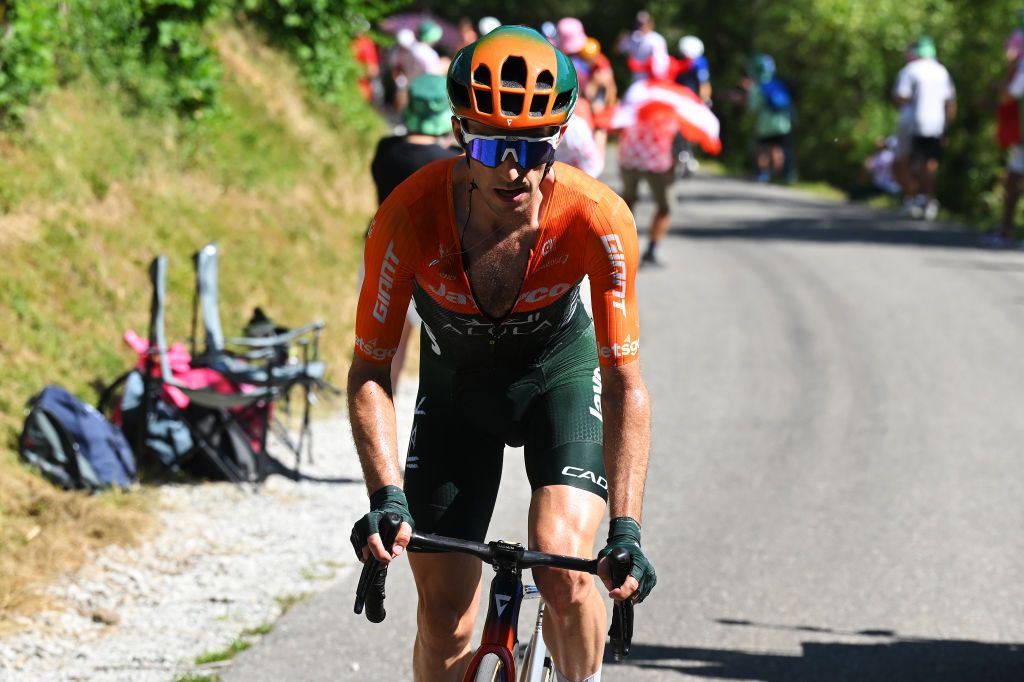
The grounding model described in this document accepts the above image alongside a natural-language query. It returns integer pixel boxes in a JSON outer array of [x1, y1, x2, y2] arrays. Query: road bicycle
[[354, 513, 634, 682]]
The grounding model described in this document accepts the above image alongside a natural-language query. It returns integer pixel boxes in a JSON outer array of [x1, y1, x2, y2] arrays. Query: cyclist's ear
[[451, 116, 466, 148]]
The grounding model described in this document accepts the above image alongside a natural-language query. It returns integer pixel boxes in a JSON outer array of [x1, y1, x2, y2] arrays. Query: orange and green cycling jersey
[[354, 156, 640, 370]]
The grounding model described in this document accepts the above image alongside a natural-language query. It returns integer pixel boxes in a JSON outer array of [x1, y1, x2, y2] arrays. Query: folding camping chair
[[189, 242, 337, 469], [144, 255, 277, 485]]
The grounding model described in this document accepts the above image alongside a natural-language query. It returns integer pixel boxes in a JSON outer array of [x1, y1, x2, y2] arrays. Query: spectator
[[744, 53, 793, 183], [864, 136, 902, 197], [369, 74, 460, 387], [617, 99, 679, 266], [992, 29, 1024, 247], [891, 42, 919, 210], [456, 17, 477, 50], [555, 98, 605, 178], [892, 36, 956, 221], [580, 37, 617, 149], [675, 36, 712, 104], [674, 35, 711, 175], [618, 10, 670, 82], [351, 23, 381, 105], [478, 16, 501, 36], [389, 22, 444, 118]]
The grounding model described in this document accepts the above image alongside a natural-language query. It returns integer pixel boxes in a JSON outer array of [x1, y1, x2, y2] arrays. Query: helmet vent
[[473, 64, 492, 87], [449, 81, 471, 111], [536, 70, 554, 90], [551, 90, 573, 115], [529, 94, 549, 117], [500, 56, 527, 89], [474, 88, 494, 114], [501, 92, 524, 117]]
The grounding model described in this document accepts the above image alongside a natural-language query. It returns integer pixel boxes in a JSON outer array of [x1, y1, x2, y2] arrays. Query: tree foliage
[[424, 0, 1024, 219], [0, 0, 409, 126]]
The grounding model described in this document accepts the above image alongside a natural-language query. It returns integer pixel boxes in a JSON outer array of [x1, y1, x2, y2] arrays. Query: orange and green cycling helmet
[[447, 25, 578, 131]]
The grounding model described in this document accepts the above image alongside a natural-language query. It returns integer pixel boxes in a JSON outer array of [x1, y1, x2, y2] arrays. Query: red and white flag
[[612, 79, 722, 155]]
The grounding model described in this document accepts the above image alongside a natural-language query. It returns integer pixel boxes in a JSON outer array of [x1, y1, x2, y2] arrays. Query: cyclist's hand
[[597, 517, 656, 604], [349, 485, 414, 564]]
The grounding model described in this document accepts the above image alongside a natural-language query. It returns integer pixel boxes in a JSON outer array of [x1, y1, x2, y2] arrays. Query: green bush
[[238, 0, 407, 128], [0, 0, 61, 125]]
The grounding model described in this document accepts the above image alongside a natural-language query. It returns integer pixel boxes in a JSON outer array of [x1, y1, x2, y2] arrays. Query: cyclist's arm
[[348, 357, 404, 497], [583, 194, 649, 522], [600, 362, 650, 522], [349, 196, 418, 560]]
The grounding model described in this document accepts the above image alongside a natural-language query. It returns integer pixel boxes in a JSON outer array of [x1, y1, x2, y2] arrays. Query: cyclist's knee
[[416, 597, 475, 649], [533, 566, 594, 616]]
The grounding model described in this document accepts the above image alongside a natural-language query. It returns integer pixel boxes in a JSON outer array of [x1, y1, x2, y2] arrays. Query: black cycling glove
[[598, 516, 657, 603], [350, 485, 414, 561]]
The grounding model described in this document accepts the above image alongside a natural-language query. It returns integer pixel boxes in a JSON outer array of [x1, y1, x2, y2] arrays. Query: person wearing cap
[[743, 53, 794, 183], [892, 36, 956, 221], [369, 74, 460, 387], [350, 26, 655, 682]]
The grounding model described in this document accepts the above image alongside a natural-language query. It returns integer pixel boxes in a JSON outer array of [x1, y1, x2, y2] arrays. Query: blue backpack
[[19, 385, 136, 491], [761, 78, 792, 112]]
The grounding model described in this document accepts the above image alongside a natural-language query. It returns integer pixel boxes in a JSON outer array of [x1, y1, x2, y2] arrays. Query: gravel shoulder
[[0, 383, 417, 682]]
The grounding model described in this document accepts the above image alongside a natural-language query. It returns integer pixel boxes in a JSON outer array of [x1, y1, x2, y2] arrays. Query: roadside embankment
[[0, 24, 381, 629]]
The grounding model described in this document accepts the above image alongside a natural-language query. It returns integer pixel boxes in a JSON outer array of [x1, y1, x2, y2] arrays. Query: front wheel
[[471, 653, 509, 682]]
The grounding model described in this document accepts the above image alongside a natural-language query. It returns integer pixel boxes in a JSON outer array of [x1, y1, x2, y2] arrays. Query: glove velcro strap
[[607, 516, 642, 546], [369, 484, 406, 510]]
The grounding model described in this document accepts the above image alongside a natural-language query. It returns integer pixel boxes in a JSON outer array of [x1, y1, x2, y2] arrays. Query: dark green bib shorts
[[404, 284, 608, 542]]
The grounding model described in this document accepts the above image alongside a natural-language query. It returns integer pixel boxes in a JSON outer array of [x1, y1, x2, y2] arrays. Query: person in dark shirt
[[368, 74, 459, 388], [371, 74, 460, 203]]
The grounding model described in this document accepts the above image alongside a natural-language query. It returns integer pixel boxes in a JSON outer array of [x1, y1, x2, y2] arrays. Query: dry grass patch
[[0, 453, 153, 634], [0, 24, 381, 628]]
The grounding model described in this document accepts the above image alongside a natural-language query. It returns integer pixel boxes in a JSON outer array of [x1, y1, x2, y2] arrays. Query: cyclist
[[349, 25, 656, 682]]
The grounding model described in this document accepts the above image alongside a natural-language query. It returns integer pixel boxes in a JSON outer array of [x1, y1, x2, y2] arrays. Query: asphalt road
[[225, 169, 1024, 681]]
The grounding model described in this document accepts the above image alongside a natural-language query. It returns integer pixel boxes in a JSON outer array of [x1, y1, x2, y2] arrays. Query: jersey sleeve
[[353, 197, 418, 364], [583, 193, 641, 366]]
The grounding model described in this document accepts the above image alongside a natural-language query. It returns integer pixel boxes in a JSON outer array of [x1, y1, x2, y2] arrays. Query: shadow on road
[[670, 216, 985, 250], [607, 619, 1024, 681]]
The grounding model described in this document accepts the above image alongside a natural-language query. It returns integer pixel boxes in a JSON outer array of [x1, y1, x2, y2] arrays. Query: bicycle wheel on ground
[[472, 653, 510, 682]]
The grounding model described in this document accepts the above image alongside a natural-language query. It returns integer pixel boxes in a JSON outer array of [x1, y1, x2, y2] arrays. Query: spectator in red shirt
[[351, 30, 380, 105]]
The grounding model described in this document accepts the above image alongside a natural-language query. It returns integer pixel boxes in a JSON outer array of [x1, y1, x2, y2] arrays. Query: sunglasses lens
[[465, 137, 556, 168]]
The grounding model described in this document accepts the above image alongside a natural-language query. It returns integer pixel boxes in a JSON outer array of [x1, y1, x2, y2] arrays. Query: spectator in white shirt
[[892, 36, 956, 220]]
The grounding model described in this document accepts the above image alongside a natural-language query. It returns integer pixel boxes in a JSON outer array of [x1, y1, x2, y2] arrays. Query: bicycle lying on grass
[[354, 514, 634, 682]]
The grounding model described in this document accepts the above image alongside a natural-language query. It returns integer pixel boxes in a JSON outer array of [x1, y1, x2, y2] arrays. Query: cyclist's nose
[[496, 155, 523, 180]]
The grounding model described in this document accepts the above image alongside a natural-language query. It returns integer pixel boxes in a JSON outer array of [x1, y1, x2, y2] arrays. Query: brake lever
[[353, 513, 403, 623], [607, 546, 634, 661]]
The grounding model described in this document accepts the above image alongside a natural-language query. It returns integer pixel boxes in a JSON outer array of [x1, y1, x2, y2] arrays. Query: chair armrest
[[226, 321, 325, 349]]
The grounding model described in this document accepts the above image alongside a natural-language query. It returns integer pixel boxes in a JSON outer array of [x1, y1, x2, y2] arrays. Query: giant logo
[[600, 234, 628, 317], [372, 240, 401, 324]]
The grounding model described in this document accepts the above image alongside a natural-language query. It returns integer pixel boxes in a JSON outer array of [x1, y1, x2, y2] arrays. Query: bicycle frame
[[462, 562, 524, 680]]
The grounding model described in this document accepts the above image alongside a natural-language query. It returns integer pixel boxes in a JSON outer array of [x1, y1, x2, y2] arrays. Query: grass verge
[[0, 22, 381, 630]]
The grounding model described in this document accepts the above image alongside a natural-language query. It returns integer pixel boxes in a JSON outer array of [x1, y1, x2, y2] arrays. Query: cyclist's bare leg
[[529, 485, 606, 680], [409, 552, 482, 682]]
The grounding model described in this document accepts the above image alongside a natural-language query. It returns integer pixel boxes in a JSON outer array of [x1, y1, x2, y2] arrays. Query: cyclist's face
[[455, 118, 561, 216]]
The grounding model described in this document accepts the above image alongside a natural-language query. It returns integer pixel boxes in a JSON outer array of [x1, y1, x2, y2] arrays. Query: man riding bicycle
[[349, 26, 656, 682]]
